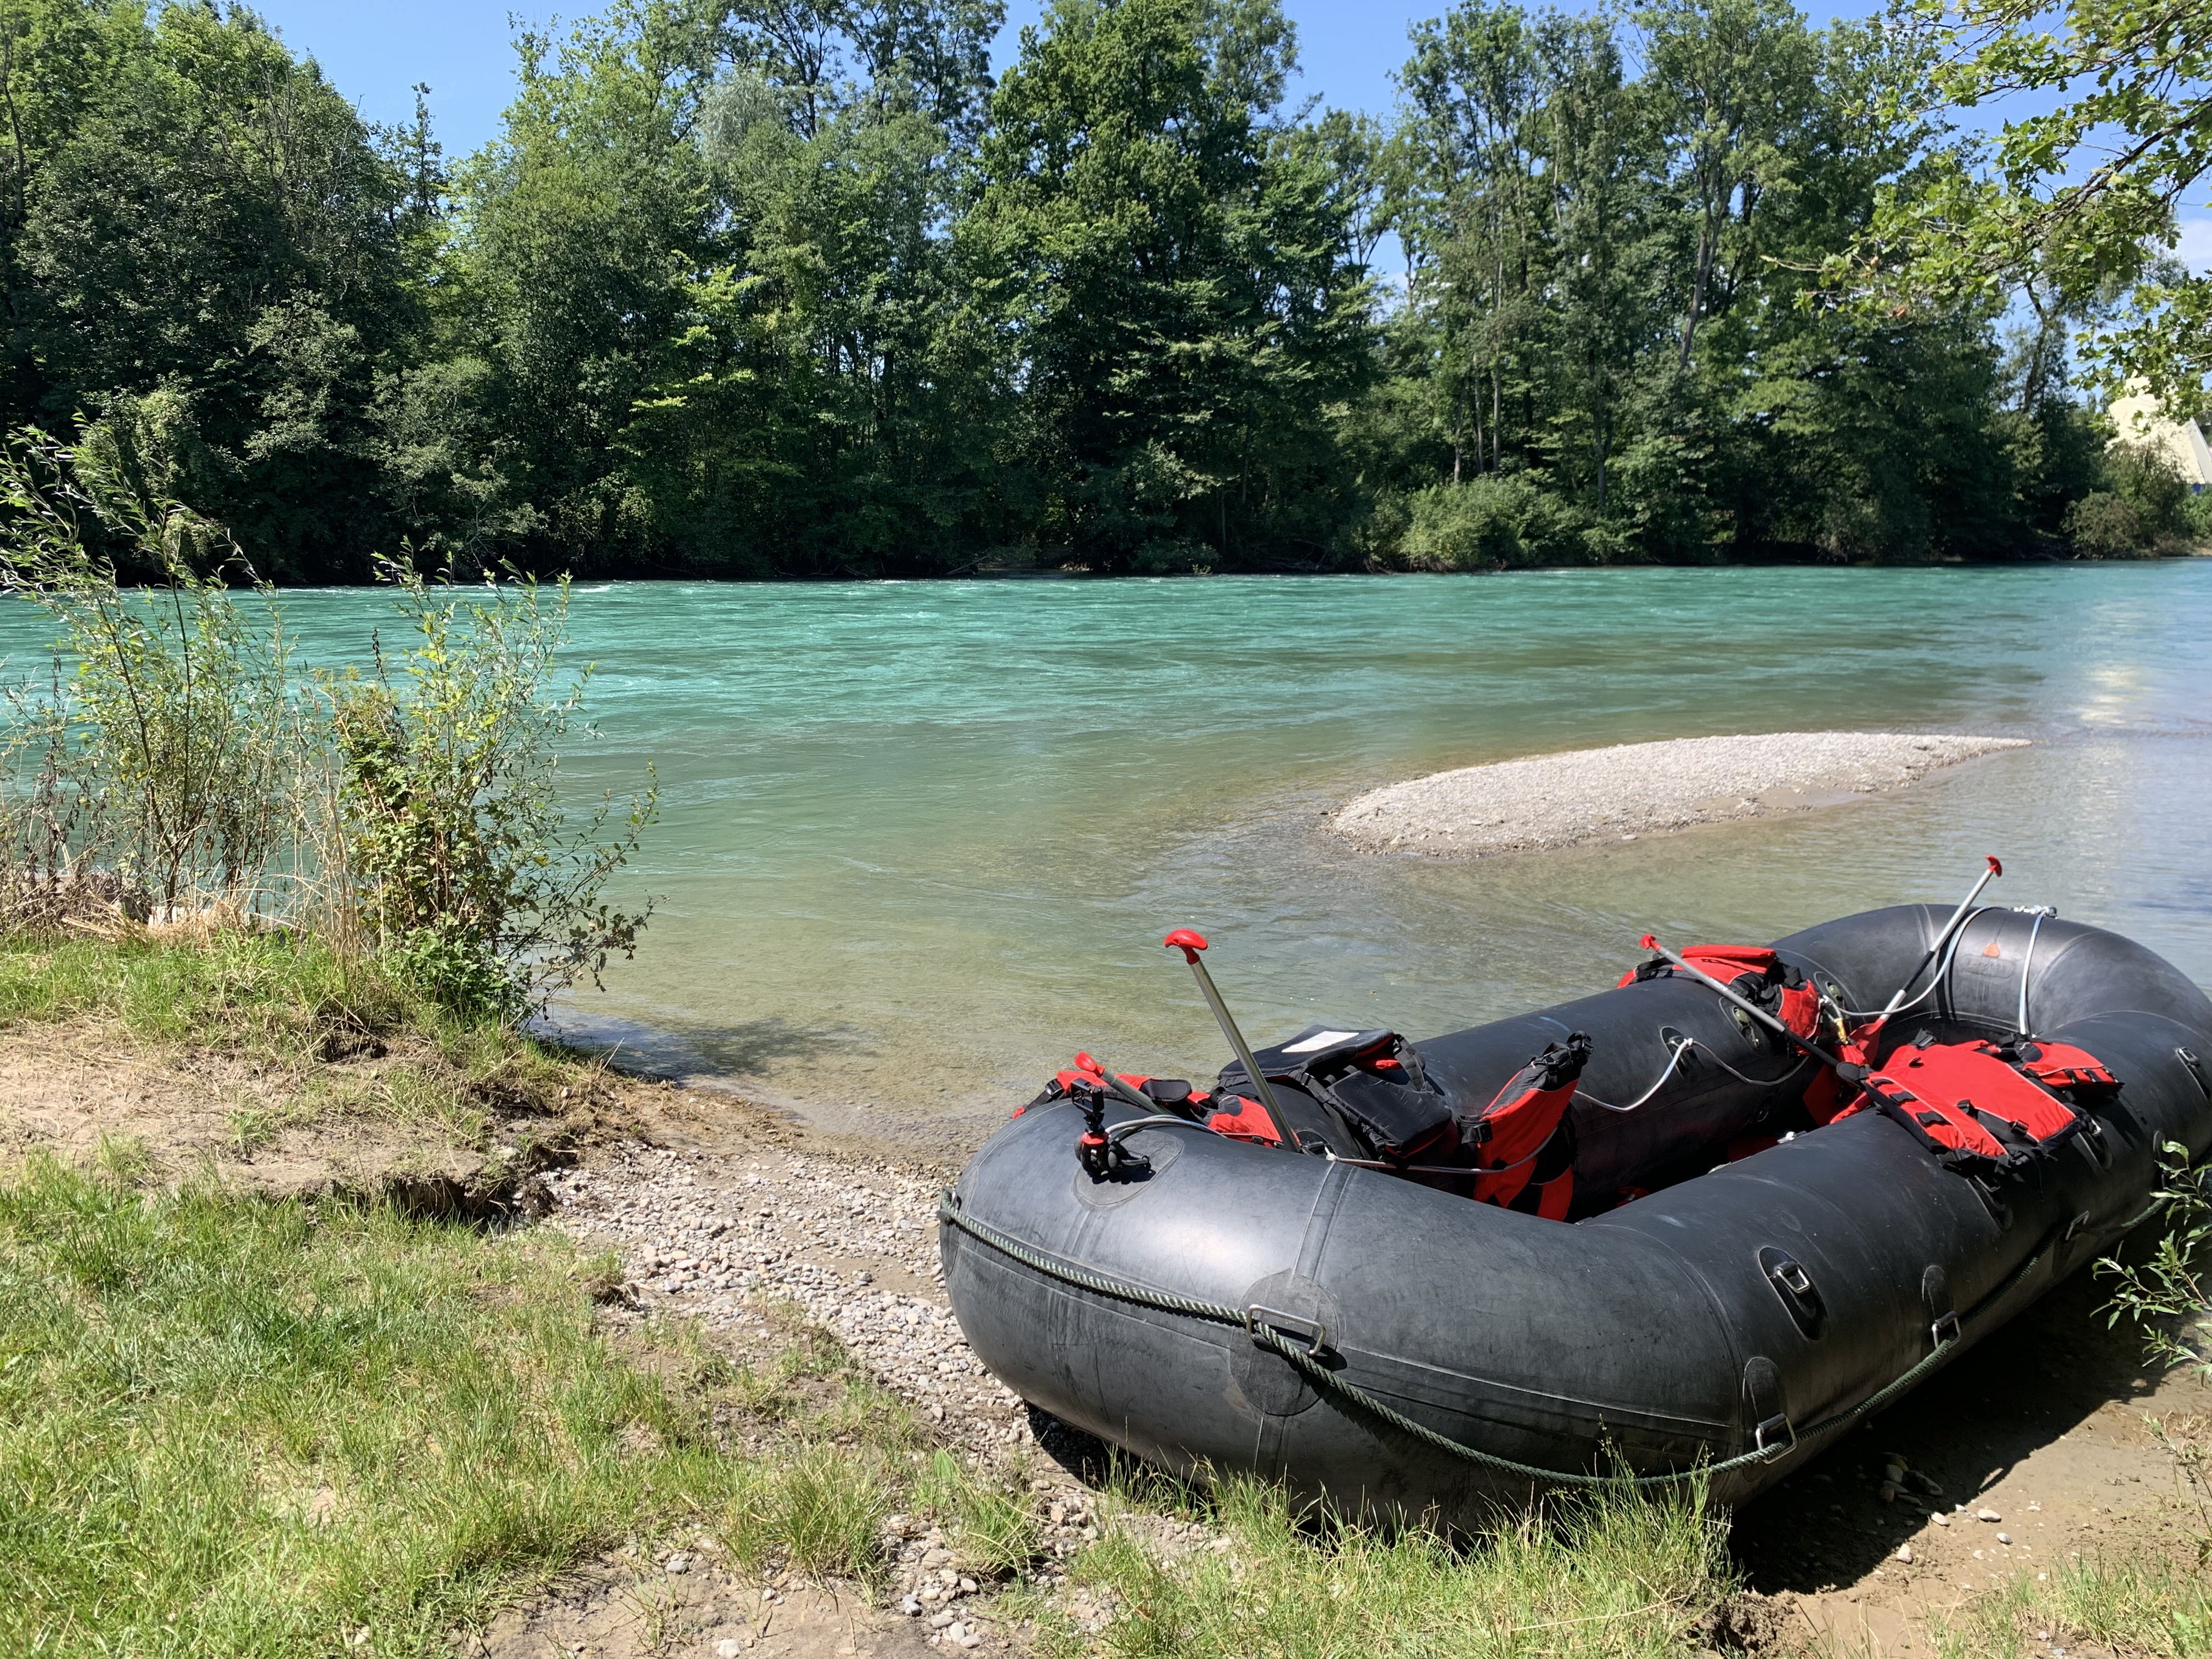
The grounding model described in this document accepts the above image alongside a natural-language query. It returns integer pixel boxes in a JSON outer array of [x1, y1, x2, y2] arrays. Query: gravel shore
[[1331, 731, 2028, 857], [545, 1142, 1143, 1652]]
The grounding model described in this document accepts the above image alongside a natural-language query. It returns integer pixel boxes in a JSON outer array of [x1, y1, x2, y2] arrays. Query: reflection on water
[[9, 564, 2208, 1141]]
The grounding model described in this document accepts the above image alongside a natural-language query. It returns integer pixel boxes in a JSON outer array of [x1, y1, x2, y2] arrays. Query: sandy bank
[[1332, 731, 2029, 856]]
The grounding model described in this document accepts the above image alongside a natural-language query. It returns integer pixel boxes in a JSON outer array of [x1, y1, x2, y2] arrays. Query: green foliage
[[0, 428, 298, 911], [0, 0, 2149, 568], [2102, 1142, 2211, 1387], [0, 436, 656, 1015], [1858, 0, 2211, 405], [0, 1157, 917, 1657], [1398, 474, 1594, 568], [0, 0, 424, 578], [964, 0, 1376, 566], [328, 558, 656, 1016]]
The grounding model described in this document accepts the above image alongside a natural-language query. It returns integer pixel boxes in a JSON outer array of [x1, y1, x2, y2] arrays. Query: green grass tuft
[[0, 1158, 903, 1656], [1027, 1467, 1734, 1659], [1940, 1559, 2212, 1659]]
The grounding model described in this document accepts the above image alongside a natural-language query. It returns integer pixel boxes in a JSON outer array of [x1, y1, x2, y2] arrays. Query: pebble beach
[[1330, 731, 2030, 856]]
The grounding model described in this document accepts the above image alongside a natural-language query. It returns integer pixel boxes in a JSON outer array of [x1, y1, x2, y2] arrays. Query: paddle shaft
[[1182, 953, 1285, 1119], [1641, 936, 1851, 1073], [1866, 855, 2003, 1037]]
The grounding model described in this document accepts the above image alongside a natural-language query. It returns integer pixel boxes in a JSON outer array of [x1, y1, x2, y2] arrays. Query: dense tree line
[[0, 0, 2194, 578]]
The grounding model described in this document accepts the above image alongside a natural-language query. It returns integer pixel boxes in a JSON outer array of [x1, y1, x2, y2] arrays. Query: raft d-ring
[[1245, 1305, 1329, 1357], [2063, 1211, 2092, 1243], [1930, 1311, 1961, 1346], [1754, 1414, 1797, 1457]]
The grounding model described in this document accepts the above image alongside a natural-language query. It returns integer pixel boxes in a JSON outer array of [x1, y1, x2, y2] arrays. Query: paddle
[[1860, 855, 2005, 1042], [1163, 929, 1289, 1127]]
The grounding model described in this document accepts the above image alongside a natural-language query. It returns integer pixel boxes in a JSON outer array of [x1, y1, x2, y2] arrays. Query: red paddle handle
[[1163, 928, 1209, 964]]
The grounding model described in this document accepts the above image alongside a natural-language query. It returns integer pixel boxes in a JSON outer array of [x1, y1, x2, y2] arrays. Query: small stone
[[1996, 1532, 2013, 1544], [716, 1643, 743, 1658], [1895, 1544, 1912, 1564], [1879, 1481, 1898, 1503], [666, 1553, 691, 1574], [900, 1595, 923, 1616], [958, 1576, 977, 1594], [1931, 1511, 1949, 1526], [1883, 1461, 1907, 1484], [1977, 1508, 2001, 1522], [929, 1611, 955, 1629]]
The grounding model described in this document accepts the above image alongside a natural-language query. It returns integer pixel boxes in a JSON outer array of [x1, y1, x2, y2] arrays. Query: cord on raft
[[1576, 1036, 1810, 1113], [2016, 906, 2056, 1034], [1843, 906, 1995, 1020]]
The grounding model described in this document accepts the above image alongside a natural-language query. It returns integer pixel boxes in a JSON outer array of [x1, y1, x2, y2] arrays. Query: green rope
[[936, 1188, 2162, 1488]]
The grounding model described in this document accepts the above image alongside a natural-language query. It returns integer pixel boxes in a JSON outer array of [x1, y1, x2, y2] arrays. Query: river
[[18, 564, 2212, 1142]]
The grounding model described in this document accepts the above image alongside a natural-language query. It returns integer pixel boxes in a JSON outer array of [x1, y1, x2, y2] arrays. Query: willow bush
[[328, 557, 654, 1015], [0, 428, 298, 919], [0, 428, 654, 1017]]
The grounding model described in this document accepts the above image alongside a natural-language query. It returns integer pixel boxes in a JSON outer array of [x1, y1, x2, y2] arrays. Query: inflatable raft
[[940, 900, 2212, 1516]]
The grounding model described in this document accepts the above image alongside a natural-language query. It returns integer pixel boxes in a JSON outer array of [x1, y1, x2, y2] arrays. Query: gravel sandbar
[[1332, 731, 2028, 857]]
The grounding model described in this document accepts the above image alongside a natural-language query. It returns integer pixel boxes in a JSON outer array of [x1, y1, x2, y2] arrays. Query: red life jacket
[[1462, 1033, 1589, 1220], [1863, 1037, 2095, 1169], [1619, 944, 1821, 1040], [1205, 1095, 1283, 1146]]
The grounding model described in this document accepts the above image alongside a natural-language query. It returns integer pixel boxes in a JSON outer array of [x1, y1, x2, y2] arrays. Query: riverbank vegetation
[[0, 430, 652, 1018], [0, 0, 2202, 580], [0, 1151, 1759, 1658]]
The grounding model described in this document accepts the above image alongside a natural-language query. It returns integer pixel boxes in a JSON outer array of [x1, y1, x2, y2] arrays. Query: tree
[[1860, 0, 2211, 401], [964, 0, 1375, 567], [0, 0, 420, 578]]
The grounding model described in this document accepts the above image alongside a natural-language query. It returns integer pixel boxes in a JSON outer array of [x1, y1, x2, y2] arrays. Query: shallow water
[[10, 565, 2210, 1139]]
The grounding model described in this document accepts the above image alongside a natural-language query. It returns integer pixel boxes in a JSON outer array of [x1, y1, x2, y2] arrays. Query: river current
[[15, 565, 2212, 1141]]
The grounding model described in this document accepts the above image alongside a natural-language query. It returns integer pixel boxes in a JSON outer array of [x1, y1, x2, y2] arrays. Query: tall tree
[[964, 0, 1375, 566]]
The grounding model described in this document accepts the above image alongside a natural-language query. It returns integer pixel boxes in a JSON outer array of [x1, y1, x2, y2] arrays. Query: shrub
[[326, 557, 655, 1017], [0, 428, 301, 915], [1398, 475, 1593, 569], [2064, 490, 2151, 558], [2070, 441, 2198, 557], [0, 425, 657, 1019]]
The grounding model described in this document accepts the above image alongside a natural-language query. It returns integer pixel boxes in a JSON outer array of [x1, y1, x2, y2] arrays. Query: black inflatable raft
[[940, 904, 2212, 1516]]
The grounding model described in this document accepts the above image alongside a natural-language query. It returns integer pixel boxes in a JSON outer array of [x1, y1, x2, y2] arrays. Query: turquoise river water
[[15, 565, 2212, 1143]]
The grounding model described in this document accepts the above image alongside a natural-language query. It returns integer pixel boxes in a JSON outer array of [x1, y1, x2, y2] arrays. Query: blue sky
[[252, 0, 2209, 268], [245, 0, 1881, 153]]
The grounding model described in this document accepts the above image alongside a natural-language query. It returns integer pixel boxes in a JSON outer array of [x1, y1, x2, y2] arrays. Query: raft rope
[[1844, 908, 1995, 1021], [938, 1190, 2163, 1489], [2016, 906, 2057, 1035], [1577, 1036, 1812, 1114]]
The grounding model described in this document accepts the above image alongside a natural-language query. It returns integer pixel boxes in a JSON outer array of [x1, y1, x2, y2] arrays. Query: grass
[[0, 928, 405, 1053], [0, 1145, 1752, 1659], [0, 1156, 922, 1657], [1011, 1465, 1736, 1659], [1938, 1559, 2212, 1659], [0, 929, 601, 1153]]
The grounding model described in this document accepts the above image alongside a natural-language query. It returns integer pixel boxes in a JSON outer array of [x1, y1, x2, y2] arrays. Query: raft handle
[[1245, 1305, 1329, 1358], [2062, 1211, 2091, 1243], [1753, 1414, 1796, 1456], [2178, 1048, 2210, 1100]]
